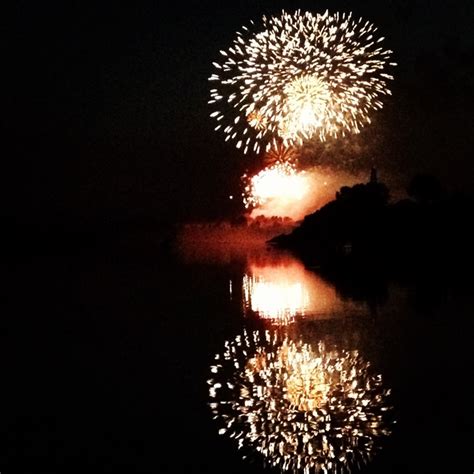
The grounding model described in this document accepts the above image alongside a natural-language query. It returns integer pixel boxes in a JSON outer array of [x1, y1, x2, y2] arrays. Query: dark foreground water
[[4, 232, 473, 473]]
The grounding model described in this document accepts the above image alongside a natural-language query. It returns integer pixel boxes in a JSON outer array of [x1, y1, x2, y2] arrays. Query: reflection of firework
[[209, 10, 395, 153], [209, 330, 394, 473], [243, 162, 310, 211]]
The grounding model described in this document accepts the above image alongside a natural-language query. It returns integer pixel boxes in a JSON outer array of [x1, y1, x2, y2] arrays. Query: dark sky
[[3, 0, 474, 226]]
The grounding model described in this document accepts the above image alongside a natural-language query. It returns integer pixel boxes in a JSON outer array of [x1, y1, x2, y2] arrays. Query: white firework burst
[[209, 10, 396, 154]]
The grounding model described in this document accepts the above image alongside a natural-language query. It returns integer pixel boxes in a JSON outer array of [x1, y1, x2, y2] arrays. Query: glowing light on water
[[209, 330, 394, 473], [241, 257, 365, 324], [242, 272, 310, 323], [242, 260, 312, 323]]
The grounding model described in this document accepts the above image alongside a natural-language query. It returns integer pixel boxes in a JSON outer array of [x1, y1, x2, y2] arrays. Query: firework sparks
[[209, 10, 395, 153], [279, 75, 331, 143], [263, 143, 298, 165], [209, 329, 394, 473]]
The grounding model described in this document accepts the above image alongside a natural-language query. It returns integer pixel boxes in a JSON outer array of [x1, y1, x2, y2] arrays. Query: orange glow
[[175, 222, 295, 264], [246, 165, 365, 221], [243, 162, 310, 219]]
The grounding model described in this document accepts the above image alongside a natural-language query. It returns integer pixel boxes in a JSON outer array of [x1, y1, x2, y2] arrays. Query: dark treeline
[[270, 169, 474, 273]]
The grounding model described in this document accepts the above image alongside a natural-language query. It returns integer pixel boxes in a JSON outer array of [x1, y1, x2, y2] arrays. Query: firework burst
[[263, 143, 298, 165], [209, 10, 395, 153], [209, 329, 394, 473]]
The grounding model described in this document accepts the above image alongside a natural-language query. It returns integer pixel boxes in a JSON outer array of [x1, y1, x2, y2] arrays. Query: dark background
[[2, 2, 474, 473], [3, 0, 474, 230]]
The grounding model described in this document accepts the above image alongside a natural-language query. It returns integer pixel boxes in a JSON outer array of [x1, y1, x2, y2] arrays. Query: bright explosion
[[209, 10, 395, 153], [241, 162, 367, 221], [243, 162, 310, 212]]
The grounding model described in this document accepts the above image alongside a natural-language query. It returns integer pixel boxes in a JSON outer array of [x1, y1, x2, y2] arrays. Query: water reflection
[[175, 223, 388, 320], [209, 329, 394, 473], [240, 255, 365, 324], [242, 262, 310, 323]]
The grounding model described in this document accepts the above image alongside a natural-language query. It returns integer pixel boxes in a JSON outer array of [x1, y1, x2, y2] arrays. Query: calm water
[[4, 234, 472, 473]]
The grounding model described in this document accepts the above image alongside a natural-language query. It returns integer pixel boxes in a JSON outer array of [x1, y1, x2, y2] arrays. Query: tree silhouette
[[407, 173, 443, 204]]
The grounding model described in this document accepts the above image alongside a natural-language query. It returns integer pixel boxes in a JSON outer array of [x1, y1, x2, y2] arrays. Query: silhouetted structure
[[370, 166, 378, 184]]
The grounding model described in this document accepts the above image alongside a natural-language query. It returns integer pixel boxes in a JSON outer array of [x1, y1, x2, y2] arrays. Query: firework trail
[[209, 10, 395, 154]]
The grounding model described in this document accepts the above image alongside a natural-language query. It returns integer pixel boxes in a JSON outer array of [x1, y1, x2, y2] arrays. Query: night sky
[[4, 0, 474, 228]]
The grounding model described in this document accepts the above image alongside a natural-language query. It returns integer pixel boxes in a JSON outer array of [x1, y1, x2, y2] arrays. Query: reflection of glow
[[243, 272, 309, 323], [209, 330, 394, 473], [242, 257, 363, 324]]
